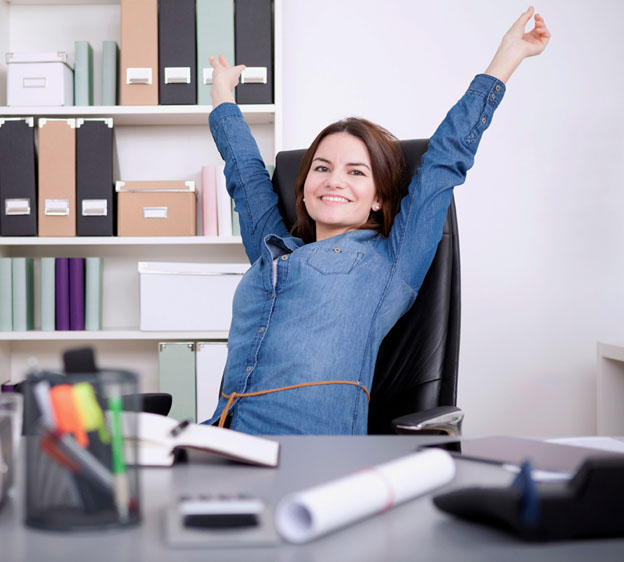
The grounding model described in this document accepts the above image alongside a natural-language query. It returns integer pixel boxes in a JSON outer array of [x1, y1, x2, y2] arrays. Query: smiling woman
[[201, 7, 551, 435], [294, 120, 406, 243]]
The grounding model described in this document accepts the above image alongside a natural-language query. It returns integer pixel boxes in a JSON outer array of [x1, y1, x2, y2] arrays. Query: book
[[11, 257, 34, 331], [201, 165, 218, 236], [85, 257, 103, 331], [0, 258, 12, 331], [159, 342, 196, 422], [69, 257, 85, 331], [74, 40, 94, 106], [55, 258, 70, 330], [121, 411, 280, 468], [101, 40, 119, 106], [196, 0, 235, 106], [216, 164, 232, 236], [40, 257, 56, 331]]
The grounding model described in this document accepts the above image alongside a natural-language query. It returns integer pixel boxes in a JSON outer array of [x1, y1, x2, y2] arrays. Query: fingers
[[533, 13, 551, 42], [515, 5, 535, 29]]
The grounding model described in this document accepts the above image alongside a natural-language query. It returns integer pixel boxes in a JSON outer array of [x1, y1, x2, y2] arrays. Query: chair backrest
[[272, 140, 461, 434]]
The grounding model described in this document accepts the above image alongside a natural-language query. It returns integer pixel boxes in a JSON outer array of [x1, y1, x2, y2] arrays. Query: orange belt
[[218, 380, 371, 428]]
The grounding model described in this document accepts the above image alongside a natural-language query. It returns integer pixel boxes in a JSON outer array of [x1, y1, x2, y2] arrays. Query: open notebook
[[120, 411, 280, 468]]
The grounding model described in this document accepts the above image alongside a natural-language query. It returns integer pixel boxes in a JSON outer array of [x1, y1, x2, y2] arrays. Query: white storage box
[[6, 51, 74, 106], [138, 262, 250, 331]]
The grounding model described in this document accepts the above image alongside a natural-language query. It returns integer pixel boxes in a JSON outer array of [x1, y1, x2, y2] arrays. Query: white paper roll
[[275, 448, 455, 544]]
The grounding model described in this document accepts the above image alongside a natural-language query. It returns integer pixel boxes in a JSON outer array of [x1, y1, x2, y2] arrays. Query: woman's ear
[[372, 198, 383, 212]]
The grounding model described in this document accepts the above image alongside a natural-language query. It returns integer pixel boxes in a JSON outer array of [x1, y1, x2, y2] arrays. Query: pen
[[170, 418, 192, 437], [108, 394, 130, 522]]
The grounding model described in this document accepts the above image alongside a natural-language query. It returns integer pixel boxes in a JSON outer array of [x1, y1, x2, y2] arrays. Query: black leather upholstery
[[272, 140, 461, 434]]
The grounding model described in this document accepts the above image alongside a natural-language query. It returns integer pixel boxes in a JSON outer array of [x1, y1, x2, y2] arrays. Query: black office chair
[[272, 140, 464, 435]]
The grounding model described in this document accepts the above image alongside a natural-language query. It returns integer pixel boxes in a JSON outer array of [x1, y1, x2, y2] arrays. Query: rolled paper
[[275, 448, 455, 544]]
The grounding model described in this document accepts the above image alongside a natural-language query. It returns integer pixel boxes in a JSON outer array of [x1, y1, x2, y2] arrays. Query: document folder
[[196, 342, 228, 423], [196, 0, 235, 106], [0, 258, 12, 331], [159, 342, 197, 423], [158, 0, 196, 105], [38, 119, 76, 237], [101, 41, 120, 106], [120, 0, 159, 106], [235, 0, 273, 104], [0, 118, 37, 236], [74, 41, 94, 106], [76, 118, 114, 236]]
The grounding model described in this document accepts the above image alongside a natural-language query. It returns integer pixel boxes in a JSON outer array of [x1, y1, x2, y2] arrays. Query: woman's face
[[303, 132, 381, 241]]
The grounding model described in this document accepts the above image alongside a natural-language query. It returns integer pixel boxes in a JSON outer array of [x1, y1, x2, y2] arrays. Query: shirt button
[[281, 254, 289, 261], [333, 247, 342, 253], [246, 366, 252, 372], [481, 117, 487, 124], [258, 326, 264, 333], [490, 93, 496, 100], [495, 85, 501, 91]]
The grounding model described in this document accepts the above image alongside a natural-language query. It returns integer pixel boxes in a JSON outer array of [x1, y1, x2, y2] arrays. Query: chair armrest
[[392, 406, 464, 436]]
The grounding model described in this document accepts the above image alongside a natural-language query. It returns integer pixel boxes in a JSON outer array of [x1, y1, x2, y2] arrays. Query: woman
[[204, 7, 550, 434]]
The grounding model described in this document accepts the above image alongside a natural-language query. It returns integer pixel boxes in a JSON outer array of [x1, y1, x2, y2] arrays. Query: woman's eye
[[315, 166, 329, 172], [350, 169, 364, 176]]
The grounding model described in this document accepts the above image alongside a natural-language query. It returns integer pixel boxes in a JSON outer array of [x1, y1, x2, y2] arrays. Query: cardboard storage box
[[6, 51, 74, 106], [138, 262, 249, 331], [116, 180, 196, 236]]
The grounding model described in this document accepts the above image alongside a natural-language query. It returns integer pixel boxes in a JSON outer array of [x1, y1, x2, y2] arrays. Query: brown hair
[[291, 117, 407, 243]]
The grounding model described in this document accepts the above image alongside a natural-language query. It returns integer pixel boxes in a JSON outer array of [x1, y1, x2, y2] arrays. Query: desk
[[1, 436, 622, 562], [597, 342, 624, 434]]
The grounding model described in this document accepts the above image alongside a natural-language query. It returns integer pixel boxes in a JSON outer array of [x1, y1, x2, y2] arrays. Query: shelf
[[8, 1, 119, 4], [0, 236, 242, 246], [0, 105, 275, 126], [0, 330, 228, 341]]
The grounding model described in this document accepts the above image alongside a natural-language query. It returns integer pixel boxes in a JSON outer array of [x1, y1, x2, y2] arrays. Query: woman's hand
[[209, 54, 246, 108], [485, 6, 551, 84]]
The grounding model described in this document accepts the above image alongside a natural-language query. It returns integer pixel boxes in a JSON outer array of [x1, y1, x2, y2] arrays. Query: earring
[[373, 204, 380, 211], [303, 197, 306, 202]]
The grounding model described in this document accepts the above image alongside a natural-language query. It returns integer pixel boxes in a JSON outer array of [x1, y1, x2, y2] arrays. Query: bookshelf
[[0, 0, 282, 389]]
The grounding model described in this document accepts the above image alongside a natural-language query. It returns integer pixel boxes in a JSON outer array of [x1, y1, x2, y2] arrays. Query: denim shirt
[[204, 74, 505, 434]]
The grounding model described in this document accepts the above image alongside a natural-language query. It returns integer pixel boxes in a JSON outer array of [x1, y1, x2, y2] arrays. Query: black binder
[[76, 118, 114, 236], [0, 118, 37, 236], [158, 0, 197, 105], [235, 0, 273, 104]]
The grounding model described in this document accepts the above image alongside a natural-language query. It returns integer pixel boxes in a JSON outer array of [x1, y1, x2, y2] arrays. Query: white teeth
[[321, 196, 349, 203]]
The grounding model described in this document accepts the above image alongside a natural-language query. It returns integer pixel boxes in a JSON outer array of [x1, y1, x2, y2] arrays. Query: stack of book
[[0, 257, 103, 332]]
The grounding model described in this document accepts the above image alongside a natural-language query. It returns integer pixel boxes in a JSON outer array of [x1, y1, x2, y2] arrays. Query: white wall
[[281, 0, 624, 436]]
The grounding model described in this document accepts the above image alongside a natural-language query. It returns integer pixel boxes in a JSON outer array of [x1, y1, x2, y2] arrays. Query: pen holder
[[22, 370, 142, 531]]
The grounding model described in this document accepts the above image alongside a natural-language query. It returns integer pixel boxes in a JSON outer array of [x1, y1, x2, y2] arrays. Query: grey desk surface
[[1, 435, 623, 562]]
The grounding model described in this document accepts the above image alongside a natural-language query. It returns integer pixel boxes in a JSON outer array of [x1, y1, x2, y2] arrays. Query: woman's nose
[[326, 170, 346, 189]]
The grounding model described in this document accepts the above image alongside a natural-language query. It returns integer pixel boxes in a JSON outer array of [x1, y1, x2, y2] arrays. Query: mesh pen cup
[[23, 370, 141, 531]]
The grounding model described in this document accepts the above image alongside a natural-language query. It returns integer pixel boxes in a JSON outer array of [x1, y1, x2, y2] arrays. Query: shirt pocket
[[306, 247, 364, 275]]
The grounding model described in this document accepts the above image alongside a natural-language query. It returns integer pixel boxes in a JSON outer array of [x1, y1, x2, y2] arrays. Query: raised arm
[[209, 55, 290, 263], [389, 7, 550, 290], [484, 6, 551, 83]]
